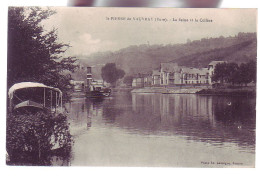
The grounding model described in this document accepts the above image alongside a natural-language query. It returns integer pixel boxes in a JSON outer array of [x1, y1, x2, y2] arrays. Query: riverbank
[[131, 86, 209, 94], [196, 88, 256, 96], [112, 87, 133, 93], [131, 86, 256, 96]]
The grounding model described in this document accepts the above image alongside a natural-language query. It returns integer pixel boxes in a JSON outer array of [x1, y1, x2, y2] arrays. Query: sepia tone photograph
[[6, 7, 257, 167]]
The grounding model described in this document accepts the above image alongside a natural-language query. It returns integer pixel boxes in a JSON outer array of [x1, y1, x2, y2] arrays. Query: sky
[[43, 7, 257, 57]]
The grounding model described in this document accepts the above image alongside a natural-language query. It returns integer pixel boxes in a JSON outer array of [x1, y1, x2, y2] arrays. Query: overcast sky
[[43, 8, 257, 56]]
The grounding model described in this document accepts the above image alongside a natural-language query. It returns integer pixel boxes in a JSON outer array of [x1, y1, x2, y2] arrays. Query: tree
[[7, 7, 77, 96], [212, 61, 256, 86], [101, 63, 125, 86], [123, 76, 134, 86], [239, 62, 254, 86], [226, 62, 239, 84], [246, 60, 256, 83], [212, 63, 228, 84]]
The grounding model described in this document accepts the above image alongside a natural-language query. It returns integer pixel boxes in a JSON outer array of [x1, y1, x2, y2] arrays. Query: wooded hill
[[77, 32, 256, 77]]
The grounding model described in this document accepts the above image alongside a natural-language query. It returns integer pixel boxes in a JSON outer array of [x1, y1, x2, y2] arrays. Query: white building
[[151, 60, 225, 86]]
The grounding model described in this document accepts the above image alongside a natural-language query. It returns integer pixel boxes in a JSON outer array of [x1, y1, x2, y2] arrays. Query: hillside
[[174, 39, 257, 67], [76, 32, 256, 78]]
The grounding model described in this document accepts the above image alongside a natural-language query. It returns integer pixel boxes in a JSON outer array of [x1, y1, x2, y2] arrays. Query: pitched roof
[[133, 73, 151, 78], [161, 62, 180, 72], [152, 70, 160, 76], [181, 67, 208, 75], [208, 61, 226, 66]]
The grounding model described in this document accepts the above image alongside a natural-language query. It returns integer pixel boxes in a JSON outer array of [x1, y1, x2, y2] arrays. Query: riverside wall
[[131, 85, 210, 94]]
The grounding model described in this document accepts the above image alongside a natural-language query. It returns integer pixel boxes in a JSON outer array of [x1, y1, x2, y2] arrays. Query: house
[[156, 61, 220, 86], [132, 73, 152, 88], [144, 75, 153, 87], [91, 79, 104, 86], [159, 63, 182, 85], [132, 77, 144, 88], [158, 62, 210, 86], [136, 60, 226, 88], [71, 80, 85, 92], [181, 67, 209, 85], [152, 70, 161, 86]]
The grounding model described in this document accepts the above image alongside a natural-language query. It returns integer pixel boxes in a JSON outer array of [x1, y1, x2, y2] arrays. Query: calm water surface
[[65, 92, 255, 167]]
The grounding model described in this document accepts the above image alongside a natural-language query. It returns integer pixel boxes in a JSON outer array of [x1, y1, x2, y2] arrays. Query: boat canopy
[[8, 82, 62, 99]]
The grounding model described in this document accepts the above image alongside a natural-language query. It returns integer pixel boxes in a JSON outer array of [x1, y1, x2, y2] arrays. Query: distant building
[[132, 78, 144, 88], [132, 73, 152, 88], [159, 64, 210, 86], [144, 75, 152, 87], [149, 60, 225, 87], [181, 67, 209, 85], [91, 79, 104, 86], [71, 80, 85, 92], [133, 60, 226, 88], [152, 70, 161, 86], [159, 63, 182, 85]]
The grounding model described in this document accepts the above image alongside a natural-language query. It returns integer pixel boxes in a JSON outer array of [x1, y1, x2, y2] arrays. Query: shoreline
[[196, 88, 256, 96], [130, 86, 256, 96], [131, 87, 208, 94]]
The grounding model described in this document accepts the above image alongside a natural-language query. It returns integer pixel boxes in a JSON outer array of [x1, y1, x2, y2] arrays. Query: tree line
[[212, 60, 256, 86]]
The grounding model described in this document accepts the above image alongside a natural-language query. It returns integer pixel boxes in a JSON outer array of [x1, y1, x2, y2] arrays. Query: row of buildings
[[132, 61, 225, 88]]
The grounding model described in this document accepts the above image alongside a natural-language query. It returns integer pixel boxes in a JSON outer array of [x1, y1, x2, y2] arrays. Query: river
[[64, 92, 255, 167]]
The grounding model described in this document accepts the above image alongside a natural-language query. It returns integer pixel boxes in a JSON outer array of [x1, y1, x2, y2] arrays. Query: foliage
[[212, 62, 239, 84], [212, 61, 256, 86], [101, 63, 125, 86], [212, 63, 227, 84], [123, 76, 134, 86], [6, 111, 73, 166], [243, 60, 256, 83], [8, 7, 77, 97]]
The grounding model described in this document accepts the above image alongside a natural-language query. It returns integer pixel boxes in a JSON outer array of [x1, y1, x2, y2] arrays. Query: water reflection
[[66, 93, 255, 166], [68, 93, 255, 150], [131, 94, 255, 150]]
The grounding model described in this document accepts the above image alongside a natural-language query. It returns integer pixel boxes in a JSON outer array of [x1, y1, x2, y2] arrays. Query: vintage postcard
[[6, 7, 257, 167]]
